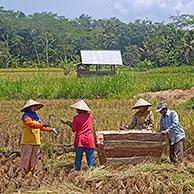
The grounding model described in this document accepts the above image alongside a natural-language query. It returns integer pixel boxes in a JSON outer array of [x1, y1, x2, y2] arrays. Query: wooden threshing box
[[96, 130, 166, 165], [77, 50, 123, 77]]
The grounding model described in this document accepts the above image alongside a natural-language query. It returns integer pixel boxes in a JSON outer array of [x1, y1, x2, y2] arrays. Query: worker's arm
[[60, 118, 72, 128], [146, 111, 154, 130], [23, 117, 43, 129], [23, 117, 51, 132], [71, 118, 78, 132], [40, 126, 51, 132], [126, 115, 137, 129], [166, 111, 179, 133]]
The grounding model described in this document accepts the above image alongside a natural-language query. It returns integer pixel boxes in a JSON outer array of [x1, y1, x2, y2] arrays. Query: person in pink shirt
[[61, 100, 95, 170]]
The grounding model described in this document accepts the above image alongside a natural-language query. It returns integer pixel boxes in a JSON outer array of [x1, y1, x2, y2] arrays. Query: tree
[[180, 31, 194, 65], [170, 14, 194, 29], [0, 7, 193, 68], [0, 40, 11, 67], [122, 45, 141, 66]]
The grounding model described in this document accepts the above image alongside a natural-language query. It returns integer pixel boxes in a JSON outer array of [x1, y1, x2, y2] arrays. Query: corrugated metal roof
[[80, 50, 123, 65]]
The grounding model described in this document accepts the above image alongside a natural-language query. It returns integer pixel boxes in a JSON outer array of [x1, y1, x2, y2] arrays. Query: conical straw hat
[[132, 98, 152, 109], [21, 99, 44, 112], [70, 100, 91, 112]]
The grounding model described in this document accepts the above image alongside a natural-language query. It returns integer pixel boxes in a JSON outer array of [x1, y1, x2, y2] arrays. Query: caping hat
[[132, 98, 152, 109], [21, 99, 44, 112], [70, 100, 91, 112]]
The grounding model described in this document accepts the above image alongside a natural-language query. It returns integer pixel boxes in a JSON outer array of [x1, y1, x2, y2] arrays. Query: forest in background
[[0, 7, 194, 69]]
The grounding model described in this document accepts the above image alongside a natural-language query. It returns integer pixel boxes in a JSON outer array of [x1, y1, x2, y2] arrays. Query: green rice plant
[[180, 97, 194, 110], [147, 73, 194, 92], [0, 66, 194, 100], [147, 65, 194, 74]]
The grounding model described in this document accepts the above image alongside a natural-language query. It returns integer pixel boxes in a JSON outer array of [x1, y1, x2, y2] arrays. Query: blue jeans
[[74, 146, 94, 170]]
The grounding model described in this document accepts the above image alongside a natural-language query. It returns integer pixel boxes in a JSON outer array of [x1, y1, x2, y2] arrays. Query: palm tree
[[181, 31, 194, 65]]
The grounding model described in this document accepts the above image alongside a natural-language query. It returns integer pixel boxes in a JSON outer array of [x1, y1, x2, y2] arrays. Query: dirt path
[[138, 87, 194, 103]]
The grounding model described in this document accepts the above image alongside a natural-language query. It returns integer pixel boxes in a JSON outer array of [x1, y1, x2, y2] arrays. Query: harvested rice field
[[0, 67, 194, 194]]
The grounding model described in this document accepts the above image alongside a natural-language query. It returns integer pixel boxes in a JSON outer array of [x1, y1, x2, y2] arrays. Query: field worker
[[60, 100, 95, 171], [156, 102, 185, 163], [20, 99, 59, 174], [124, 98, 154, 130]]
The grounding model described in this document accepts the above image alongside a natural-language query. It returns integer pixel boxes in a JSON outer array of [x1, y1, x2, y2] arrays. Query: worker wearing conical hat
[[20, 99, 59, 174], [125, 98, 154, 130], [60, 100, 95, 171]]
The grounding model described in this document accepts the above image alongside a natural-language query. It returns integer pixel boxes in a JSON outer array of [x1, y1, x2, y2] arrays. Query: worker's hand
[[161, 130, 168, 135], [61, 119, 72, 126], [42, 122, 49, 127], [60, 118, 67, 124], [119, 126, 125, 130], [51, 128, 59, 136], [63, 134, 68, 140]]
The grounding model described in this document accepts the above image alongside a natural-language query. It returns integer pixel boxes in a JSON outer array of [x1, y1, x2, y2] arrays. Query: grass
[[180, 97, 194, 110], [0, 66, 194, 193], [0, 66, 193, 100]]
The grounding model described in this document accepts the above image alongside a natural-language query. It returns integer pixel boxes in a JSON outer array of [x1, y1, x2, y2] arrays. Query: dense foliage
[[0, 7, 194, 68]]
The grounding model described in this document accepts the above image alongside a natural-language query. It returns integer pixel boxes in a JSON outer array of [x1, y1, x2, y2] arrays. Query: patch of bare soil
[[138, 87, 194, 103]]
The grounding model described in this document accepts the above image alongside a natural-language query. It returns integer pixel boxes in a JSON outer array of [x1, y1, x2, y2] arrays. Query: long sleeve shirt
[[21, 111, 51, 145], [159, 109, 185, 145], [128, 110, 154, 130], [72, 112, 95, 148]]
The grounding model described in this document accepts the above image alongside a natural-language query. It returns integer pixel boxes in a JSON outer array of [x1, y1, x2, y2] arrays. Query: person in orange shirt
[[20, 99, 59, 174]]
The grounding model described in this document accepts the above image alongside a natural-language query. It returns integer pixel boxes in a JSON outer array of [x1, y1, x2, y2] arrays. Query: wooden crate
[[96, 130, 166, 165]]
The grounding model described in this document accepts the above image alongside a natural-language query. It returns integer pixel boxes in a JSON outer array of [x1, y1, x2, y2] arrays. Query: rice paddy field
[[0, 66, 194, 194]]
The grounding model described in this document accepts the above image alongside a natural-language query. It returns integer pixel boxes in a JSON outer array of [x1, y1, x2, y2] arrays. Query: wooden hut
[[96, 130, 166, 165], [76, 50, 123, 77]]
